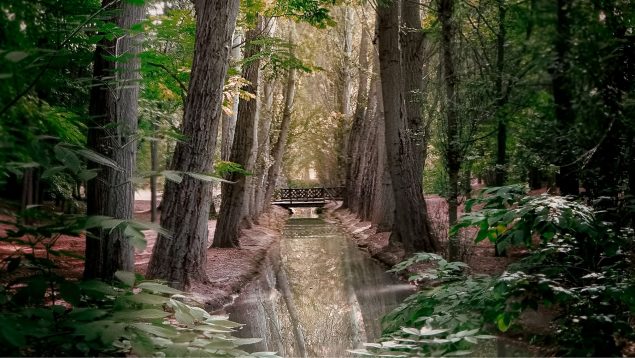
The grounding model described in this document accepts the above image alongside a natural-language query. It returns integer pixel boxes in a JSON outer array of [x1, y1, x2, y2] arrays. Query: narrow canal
[[225, 209, 413, 357]]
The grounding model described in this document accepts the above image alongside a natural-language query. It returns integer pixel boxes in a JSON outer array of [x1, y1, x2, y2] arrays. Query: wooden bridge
[[272, 187, 345, 208]]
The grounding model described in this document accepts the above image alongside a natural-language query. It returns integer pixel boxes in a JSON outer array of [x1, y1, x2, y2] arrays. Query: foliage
[[454, 186, 635, 356], [267, 0, 336, 28], [453, 185, 597, 255], [0, 206, 271, 357], [350, 326, 495, 357], [373, 186, 634, 356], [389, 252, 468, 283], [353, 253, 497, 357], [214, 161, 252, 178], [246, 36, 318, 76]]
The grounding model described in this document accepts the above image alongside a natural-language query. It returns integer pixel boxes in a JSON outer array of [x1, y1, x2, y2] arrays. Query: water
[[225, 209, 414, 357]]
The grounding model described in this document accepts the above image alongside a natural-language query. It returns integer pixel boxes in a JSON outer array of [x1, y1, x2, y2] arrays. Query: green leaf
[[100, 322, 127, 345], [161, 170, 183, 183], [54, 145, 81, 174], [137, 282, 182, 295], [127, 293, 169, 305], [131, 322, 177, 338], [87, 34, 104, 44], [186, 172, 233, 184], [124, 225, 147, 250], [127, 220, 172, 238], [14, 277, 48, 304], [401, 327, 420, 336], [189, 306, 210, 321], [113, 309, 170, 321], [5, 51, 29, 62], [234, 337, 263, 346], [496, 313, 511, 332], [102, 218, 126, 230], [77, 149, 120, 169], [78, 169, 99, 181], [59, 280, 82, 305], [175, 307, 196, 327], [84, 215, 112, 229], [0, 323, 26, 347], [69, 308, 109, 321], [164, 343, 189, 357], [419, 327, 448, 336], [115, 271, 136, 287], [205, 317, 243, 329], [79, 280, 118, 296], [41, 166, 66, 179]]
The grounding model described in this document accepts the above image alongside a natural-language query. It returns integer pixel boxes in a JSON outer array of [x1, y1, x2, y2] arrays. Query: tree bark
[[146, 0, 240, 289], [494, 0, 508, 187], [213, 19, 263, 248], [344, 25, 370, 209], [335, 6, 354, 185], [371, 64, 395, 232], [253, 78, 277, 217], [150, 122, 158, 223], [220, 32, 243, 162], [264, 22, 297, 205], [439, 0, 462, 260], [550, 0, 579, 196], [401, 0, 427, 178], [85, 0, 145, 280], [377, 0, 438, 253]]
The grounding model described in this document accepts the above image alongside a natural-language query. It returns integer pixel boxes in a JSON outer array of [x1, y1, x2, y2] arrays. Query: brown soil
[[328, 197, 514, 275], [0, 200, 289, 312]]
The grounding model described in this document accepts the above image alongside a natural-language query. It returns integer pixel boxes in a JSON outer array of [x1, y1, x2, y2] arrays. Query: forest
[[0, 0, 634, 356]]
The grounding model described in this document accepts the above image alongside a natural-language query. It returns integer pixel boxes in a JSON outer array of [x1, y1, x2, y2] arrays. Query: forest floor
[[330, 196, 518, 275], [0, 195, 290, 312]]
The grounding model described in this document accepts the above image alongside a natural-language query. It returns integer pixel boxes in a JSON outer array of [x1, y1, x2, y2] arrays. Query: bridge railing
[[273, 187, 345, 203]]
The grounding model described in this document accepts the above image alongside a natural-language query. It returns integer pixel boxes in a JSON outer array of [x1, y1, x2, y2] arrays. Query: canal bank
[[222, 208, 414, 357]]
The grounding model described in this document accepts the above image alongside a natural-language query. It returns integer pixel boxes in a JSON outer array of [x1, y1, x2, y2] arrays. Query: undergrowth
[[354, 186, 635, 357], [0, 207, 272, 357]]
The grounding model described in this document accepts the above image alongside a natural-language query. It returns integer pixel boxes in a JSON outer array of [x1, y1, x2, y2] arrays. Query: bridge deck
[[272, 200, 327, 208]]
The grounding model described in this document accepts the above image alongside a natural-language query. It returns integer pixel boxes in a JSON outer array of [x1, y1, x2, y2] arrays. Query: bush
[[368, 186, 635, 357], [0, 208, 270, 357]]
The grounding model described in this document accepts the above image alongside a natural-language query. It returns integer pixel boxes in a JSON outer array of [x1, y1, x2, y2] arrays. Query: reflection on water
[[225, 210, 413, 357]]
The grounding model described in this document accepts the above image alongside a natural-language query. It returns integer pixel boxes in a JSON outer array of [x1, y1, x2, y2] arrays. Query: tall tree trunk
[[494, 0, 507, 187], [344, 25, 370, 209], [370, 64, 395, 232], [377, 0, 438, 253], [439, 0, 462, 260], [221, 32, 243, 162], [551, 0, 579, 196], [254, 78, 277, 217], [150, 122, 158, 223], [401, 0, 427, 178], [85, 0, 145, 280], [213, 19, 263, 248], [336, 6, 354, 185], [147, 0, 240, 289], [220, 32, 243, 206], [264, 23, 297, 205]]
